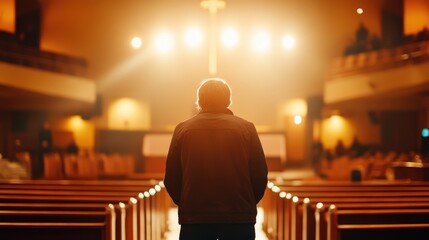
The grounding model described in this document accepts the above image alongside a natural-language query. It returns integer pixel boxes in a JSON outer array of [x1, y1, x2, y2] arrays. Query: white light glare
[[131, 37, 142, 49], [154, 32, 174, 52], [272, 186, 280, 193], [221, 28, 239, 47], [251, 31, 270, 51], [184, 28, 203, 48], [129, 197, 137, 204], [357, 8, 363, 14], [282, 35, 295, 49], [292, 196, 299, 203], [294, 115, 302, 125]]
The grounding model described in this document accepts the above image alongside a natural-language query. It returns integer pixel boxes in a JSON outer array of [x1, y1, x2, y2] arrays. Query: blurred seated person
[[311, 139, 324, 167], [365, 150, 390, 180], [416, 27, 429, 42], [66, 141, 79, 154], [349, 135, 364, 157], [354, 22, 369, 53], [334, 139, 345, 157]]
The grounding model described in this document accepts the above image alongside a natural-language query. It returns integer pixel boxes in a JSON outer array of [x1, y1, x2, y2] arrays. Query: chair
[[43, 152, 63, 179]]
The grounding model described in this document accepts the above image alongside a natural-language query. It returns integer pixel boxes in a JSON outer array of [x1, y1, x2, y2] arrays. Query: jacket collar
[[199, 108, 234, 115]]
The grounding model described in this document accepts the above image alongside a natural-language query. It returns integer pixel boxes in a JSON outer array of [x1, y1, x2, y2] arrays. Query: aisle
[[164, 207, 269, 240]]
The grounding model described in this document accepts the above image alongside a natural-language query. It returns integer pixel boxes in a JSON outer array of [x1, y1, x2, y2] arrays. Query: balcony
[[0, 40, 96, 113], [324, 41, 429, 108]]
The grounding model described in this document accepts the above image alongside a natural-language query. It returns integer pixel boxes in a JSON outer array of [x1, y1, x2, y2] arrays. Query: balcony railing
[[0, 41, 87, 77], [329, 40, 429, 79]]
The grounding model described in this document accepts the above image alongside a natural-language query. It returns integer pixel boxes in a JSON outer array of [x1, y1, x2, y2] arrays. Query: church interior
[[1, 0, 429, 239]]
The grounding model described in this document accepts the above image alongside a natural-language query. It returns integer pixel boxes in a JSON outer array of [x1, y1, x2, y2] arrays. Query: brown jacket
[[164, 109, 268, 224]]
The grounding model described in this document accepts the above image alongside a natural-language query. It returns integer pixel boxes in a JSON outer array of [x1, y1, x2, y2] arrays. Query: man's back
[[165, 110, 267, 224], [163, 78, 267, 239]]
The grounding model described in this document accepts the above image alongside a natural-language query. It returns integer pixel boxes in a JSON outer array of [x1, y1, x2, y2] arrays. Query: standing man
[[164, 78, 268, 240], [37, 121, 52, 179]]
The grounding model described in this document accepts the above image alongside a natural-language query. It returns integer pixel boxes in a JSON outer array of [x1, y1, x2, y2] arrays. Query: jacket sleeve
[[248, 123, 268, 203], [163, 126, 183, 205]]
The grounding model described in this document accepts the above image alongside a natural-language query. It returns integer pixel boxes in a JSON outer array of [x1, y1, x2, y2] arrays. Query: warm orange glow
[[62, 115, 95, 149], [115, 99, 134, 116], [108, 98, 150, 130], [329, 115, 343, 127], [200, 0, 226, 14], [404, 0, 429, 34], [0, 0, 15, 33], [282, 99, 308, 117], [321, 114, 355, 149], [68, 115, 84, 129]]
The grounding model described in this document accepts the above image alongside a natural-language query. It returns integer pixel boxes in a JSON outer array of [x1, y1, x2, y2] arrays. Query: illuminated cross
[[200, 0, 226, 76]]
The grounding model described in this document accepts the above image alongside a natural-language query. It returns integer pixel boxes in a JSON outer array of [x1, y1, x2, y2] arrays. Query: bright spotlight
[[184, 28, 203, 48], [131, 37, 142, 49], [251, 31, 270, 51], [357, 8, 363, 14], [294, 115, 302, 125], [221, 28, 239, 47], [154, 32, 174, 52], [282, 35, 295, 50]]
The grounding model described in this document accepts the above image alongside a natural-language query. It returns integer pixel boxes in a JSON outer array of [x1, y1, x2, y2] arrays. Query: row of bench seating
[[261, 180, 429, 240], [0, 177, 170, 240], [43, 153, 136, 180]]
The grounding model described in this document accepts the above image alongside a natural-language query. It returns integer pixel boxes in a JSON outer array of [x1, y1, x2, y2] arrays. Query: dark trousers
[[179, 223, 255, 240]]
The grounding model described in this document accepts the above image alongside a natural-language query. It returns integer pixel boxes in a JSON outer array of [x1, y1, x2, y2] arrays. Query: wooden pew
[[282, 189, 429, 240], [327, 206, 429, 240], [0, 205, 115, 240], [303, 197, 429, 240], [0, 179, 170, 240], [262, 181, 429, 240], [0, 178, 163, 187], [0, 202, 108, 211]]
